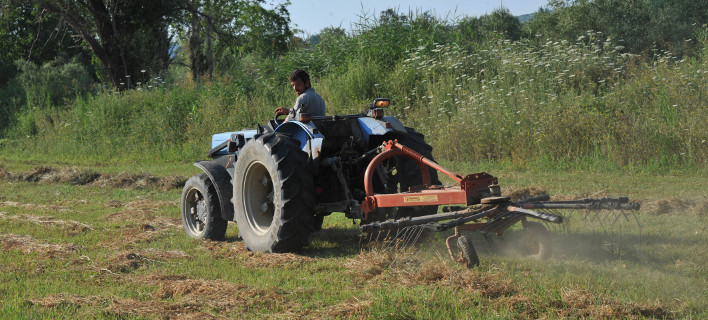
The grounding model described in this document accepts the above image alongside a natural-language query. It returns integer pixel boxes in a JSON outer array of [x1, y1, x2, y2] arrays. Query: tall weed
[[1, 16, 706, 169]]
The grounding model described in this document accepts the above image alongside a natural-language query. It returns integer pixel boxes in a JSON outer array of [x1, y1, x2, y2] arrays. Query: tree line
[[1, 0, 706, 93], [0, 0, 292, 89]]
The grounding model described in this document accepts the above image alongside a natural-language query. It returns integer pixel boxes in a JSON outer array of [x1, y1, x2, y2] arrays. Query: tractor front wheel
[[180, 173, 227, 240], [233, 133, 316, 252]]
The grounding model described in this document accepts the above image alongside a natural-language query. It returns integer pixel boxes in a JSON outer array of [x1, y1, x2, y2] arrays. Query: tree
[[173, 0, 293, 79], [526, 0, 708, 56], [0, 2, 90, 85], [21, 0, 176, 89]]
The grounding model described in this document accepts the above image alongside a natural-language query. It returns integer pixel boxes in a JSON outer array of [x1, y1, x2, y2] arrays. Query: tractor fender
[[357, 116, 408, 142], [274, 121, 324, 159], [382, 116, 408, 136], [194, 158, 235, 221]]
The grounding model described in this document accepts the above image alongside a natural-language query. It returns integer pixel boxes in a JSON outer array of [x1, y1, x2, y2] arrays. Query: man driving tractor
[[274, 69, 326, 121]]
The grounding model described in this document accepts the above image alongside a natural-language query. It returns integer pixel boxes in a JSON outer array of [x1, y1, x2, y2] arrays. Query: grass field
[[1, 159, 706, 319]]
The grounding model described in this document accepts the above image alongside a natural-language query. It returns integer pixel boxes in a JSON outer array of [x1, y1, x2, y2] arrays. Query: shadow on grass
[[302, 226, 363, 258]]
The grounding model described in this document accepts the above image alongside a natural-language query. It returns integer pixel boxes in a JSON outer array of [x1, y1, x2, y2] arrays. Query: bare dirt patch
[[1, 166, 186, 190], [0, 233, 79, 258], [0, 211, 93, 232]]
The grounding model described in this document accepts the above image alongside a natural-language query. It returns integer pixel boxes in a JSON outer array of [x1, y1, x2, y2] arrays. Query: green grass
[[1, 14, 707, 319], [1, 162, 706, 319], [2, 29, 707, 170]]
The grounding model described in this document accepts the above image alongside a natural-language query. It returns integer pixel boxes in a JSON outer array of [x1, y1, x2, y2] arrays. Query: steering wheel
[[268, 113, 287, 129]]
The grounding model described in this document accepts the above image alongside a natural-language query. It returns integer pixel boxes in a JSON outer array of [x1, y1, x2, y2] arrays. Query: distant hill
[[517, 13, 535, 23]]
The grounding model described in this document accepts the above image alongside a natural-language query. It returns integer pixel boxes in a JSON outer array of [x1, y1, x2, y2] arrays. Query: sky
[[285, 0, 550, 36]]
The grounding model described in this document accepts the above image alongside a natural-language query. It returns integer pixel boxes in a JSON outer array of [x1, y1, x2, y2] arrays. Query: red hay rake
[[359, 140, 642, 268]]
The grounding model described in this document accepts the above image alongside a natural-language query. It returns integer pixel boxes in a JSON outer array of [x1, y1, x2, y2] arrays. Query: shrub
[[17, 56, 93, 110]]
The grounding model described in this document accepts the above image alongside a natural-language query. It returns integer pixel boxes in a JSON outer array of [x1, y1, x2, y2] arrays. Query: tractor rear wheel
[[233, 133, 316, 252], [181, 173, 227, 240]]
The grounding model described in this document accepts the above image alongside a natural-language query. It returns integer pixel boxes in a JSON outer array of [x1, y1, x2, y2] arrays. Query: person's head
[[289, 69, 311, 96]]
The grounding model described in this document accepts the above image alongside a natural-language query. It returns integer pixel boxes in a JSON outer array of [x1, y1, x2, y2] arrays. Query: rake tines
[[548, 207, 643, 258], [360, 225, 428, 252], [519, 197, 644, 259]]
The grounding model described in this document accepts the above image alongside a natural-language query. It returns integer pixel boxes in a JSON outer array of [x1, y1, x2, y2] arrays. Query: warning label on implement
[[403, 195, 438, 203]]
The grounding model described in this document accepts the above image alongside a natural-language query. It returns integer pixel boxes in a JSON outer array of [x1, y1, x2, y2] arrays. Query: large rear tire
[[181, 173, 227, 240], [233, 133, 316, 252]]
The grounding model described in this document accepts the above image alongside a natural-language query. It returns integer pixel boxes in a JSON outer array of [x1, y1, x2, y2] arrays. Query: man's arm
[[274, 107, 289, 115]]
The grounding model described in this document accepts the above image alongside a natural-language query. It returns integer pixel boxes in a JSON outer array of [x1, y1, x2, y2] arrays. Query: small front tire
[[181, 173, 227, 240]]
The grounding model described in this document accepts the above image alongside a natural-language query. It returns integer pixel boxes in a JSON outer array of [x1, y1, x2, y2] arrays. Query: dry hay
[[0, 233, 79, 258], [319, 298, 371, 319], [29, 293, 106, 308], [541, 288, 669, 319], [243, 251, 316, 268], [91, 172, 186, 191], [103, 250, 189, 274], [4, 166, 100, 185], [203, 239, 248, 258], [345, 248, 670, 319], [99, 199, 181, 249], [0, 211, 92, 232], [202, 240, 316, 268], [104, 199, 179, 225], [99, 221, 178, 250], [0, 166, 8, 180], [106, 274, 287, 319], [0, 200, 72, 213], [345, 249, 515, 298], [504, 185, 548, 201], [1, 166, 186, 190], [106, 252, 151, 273], [646, 197, 708, 215], [697, 199, 708, 217], [140, 248, 190, 260]]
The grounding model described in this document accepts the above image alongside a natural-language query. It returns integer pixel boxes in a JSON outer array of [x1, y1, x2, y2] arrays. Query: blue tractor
[[180, 99, 441, 252]]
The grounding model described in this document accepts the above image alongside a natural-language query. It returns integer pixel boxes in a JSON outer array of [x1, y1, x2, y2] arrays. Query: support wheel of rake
[[181, 173, 227, 240], [233, 133, 316, 253], [520, 221, 552, 260], [457, 235, 480, 268]]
